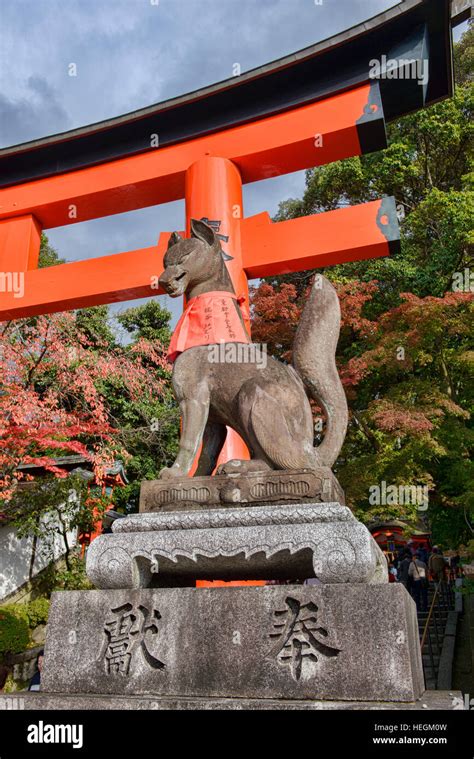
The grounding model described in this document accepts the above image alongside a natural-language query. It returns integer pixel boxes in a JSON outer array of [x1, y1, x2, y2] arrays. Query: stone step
[[422, 654, 440, 664], [0, 690, 463, 711]]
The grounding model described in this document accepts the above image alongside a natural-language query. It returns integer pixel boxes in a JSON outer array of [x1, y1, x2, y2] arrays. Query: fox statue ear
[[167, 231, 183, 249], [190, 218, 218, 248]]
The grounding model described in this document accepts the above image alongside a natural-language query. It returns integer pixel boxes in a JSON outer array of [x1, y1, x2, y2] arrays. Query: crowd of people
[[388, 545, 462, 612]]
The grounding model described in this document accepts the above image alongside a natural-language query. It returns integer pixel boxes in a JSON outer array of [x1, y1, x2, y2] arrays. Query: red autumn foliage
[[0, 312, 170, 500]]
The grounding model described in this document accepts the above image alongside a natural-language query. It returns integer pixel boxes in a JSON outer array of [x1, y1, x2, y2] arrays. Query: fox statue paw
[[216, 459, 271, 475], [159, 466, 185, 480]]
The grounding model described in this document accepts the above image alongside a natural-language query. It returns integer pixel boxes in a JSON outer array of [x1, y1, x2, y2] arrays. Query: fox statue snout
[[159, 218, 348, 479], [159, 219, 230, 299]]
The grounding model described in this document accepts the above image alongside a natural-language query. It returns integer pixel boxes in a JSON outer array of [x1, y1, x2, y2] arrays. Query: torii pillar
[[185, 156, 250, 467]]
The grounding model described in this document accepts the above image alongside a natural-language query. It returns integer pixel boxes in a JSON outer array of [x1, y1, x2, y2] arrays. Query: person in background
[[388, 562, 398, 583], [28, 650, 44, 692], [429, 546, 447, 583], [418, 546, 429, 564], [398, 551, 412, 591], [409, 551, 428, 612]]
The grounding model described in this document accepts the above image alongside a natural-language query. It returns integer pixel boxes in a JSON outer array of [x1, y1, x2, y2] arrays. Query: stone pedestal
[[20, 495, 450, 710], [86, 503, 388, 588], [42, 584, 423, 703], [139, 467, 345, 511]]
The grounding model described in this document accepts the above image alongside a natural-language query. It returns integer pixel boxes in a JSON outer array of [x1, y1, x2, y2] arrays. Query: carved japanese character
[[267, 596, 340, 681]]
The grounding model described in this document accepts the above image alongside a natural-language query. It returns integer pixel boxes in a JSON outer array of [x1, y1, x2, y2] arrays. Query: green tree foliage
[[340, 292, 473, 544], [272, 87, 473, 303], [45, 555, 94, 591], [454, 23, 473, 86], [0, 607, 30, 657], [0, 599, 50, 660], [75, 305, 116, 349], [117, 300, 172, 346], [22, 598, 50, 628], [38, 234, 65, 268]]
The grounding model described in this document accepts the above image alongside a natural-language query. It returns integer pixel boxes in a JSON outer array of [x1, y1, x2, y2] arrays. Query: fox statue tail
[[292, 274, 349, 468]]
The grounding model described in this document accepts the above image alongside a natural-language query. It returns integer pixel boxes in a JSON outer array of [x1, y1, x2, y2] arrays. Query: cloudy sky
[[0, 0, 466, 327]]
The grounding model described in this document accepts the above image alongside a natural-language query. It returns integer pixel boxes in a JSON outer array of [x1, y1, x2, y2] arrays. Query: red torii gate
[[0, 81, 395, 317], [0, 0, 456, 463], [0, 83, 397, 463]]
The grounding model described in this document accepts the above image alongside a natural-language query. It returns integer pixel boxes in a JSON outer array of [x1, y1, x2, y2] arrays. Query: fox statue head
[[159, 218, 233, 298]]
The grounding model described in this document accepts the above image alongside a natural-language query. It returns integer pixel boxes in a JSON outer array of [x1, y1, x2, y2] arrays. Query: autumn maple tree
[[0, 299, 175, 505]]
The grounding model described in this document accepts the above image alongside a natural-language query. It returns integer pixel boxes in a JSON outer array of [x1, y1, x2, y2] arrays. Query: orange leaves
[[337, 280, 378, 338], [250, 282, 301, 361], [369, 400, 435, 435]]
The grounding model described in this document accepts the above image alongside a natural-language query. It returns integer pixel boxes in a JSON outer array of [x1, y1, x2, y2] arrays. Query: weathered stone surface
[[0, 691, 462, 711], [86, 503, 388, 588], [140, 468, 345, 512], [41, 584, 424, 702]]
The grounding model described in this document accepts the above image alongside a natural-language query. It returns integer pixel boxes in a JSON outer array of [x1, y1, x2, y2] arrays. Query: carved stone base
[[86, 503, 387, 588], [139, 467, 345, 512], [40, 585, 424, 703]]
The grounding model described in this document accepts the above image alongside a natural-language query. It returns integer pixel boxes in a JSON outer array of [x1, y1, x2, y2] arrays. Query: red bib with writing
[[168, 291, 250, 363]]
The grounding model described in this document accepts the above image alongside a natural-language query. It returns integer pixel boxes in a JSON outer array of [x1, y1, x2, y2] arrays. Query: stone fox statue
[[158, 219, 348, 479]]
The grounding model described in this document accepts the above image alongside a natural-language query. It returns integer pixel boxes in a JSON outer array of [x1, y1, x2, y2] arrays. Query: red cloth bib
[[168, 291, 250, 363]]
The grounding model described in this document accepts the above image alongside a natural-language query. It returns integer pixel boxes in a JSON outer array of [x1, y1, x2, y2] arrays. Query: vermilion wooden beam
[[0, 235, 170, 320], [0, 83, 383, 231], [241, 198, 399, 277], [0, 199, 398, 320], [0, 215, 42, 273]]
